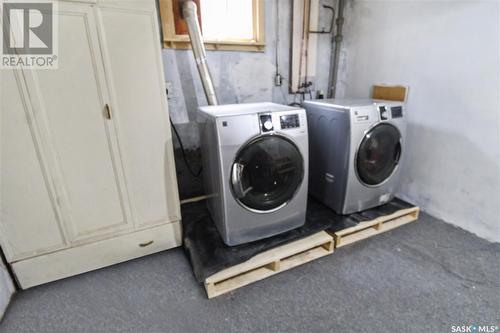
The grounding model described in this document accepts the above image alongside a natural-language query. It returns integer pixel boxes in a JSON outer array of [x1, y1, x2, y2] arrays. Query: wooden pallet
[[204, 231, 334, 298], [333, 206, 420, 248]]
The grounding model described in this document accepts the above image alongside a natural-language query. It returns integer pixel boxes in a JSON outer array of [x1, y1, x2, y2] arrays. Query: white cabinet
[[0, 0, 181, 289], [23, 2, 132, 242], [0, 260, 15, 320], [95, 2, 180, 228], [1, 69, 66, 260]]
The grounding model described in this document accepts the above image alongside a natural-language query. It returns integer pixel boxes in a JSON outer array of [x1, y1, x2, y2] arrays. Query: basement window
[[159, 0, 265, 52]]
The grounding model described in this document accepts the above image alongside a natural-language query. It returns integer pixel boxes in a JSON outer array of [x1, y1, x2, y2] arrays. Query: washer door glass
[[356, 123, 401, 186], [231, 135, 304, 212]]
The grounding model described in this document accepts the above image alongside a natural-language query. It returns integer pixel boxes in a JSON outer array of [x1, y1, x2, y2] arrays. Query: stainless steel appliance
[[198, 102, 309, 245], [304, 99, 406, 214]]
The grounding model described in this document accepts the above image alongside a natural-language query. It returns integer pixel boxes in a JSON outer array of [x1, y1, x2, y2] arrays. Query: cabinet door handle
[[139, 240, 154, 247], [104, 104, 112, 119]]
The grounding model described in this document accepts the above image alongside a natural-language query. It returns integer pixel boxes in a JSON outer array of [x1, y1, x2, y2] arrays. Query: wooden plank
[[180, 195, 209, 205], [256, 0, 266, 45], [205, 231, 332, 283], [158, 0, 176, 43], [334, 207, 420, 248], [162, 40, 266, 52], [335, 207, 418, 237], [290, 0, 306, 93], [204, 231, 334, 298], [372, 85, 408, 102]]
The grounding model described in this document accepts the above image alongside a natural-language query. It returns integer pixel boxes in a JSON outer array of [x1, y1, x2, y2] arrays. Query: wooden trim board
[[162, 40, 266, 52], [333, 206, 420, 248], [204, 231, 334, 298]]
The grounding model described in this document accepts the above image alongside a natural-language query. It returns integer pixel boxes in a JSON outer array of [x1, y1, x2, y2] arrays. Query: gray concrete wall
[[337, 0, 500, 242], [162, 0, 334, 148]]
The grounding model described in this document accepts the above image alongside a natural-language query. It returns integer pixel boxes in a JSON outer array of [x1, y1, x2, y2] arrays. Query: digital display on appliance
[[280, 114, 300, 129], [391, 106, 403, 118]]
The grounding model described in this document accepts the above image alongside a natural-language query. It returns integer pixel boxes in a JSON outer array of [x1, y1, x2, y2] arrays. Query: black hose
[[169, 117, 203, 178]]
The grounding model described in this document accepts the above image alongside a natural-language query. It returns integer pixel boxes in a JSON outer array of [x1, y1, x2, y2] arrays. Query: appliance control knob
[[264, 120, 273, 130], [381, 111, 388, 119]]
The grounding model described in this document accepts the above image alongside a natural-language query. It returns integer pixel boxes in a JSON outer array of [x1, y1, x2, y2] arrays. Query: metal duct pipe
[[327, 0, 345, 98], [182, 1, 218, 105]]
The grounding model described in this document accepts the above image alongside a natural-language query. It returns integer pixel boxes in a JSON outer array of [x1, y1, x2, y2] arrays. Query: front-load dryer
[[304, 99, 406, 215], [198, 102, 309, 246]]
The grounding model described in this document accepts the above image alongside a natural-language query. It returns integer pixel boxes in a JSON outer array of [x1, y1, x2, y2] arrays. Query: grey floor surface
[[1, 213, 499, 333]]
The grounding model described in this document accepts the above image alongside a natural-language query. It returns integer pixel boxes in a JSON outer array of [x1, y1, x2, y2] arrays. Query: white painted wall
[[338, 0, 500, 242], [0, 259, 15, 320]]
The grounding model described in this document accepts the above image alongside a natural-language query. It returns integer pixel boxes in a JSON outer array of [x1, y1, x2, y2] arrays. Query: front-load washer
[[304, 99, 406, 215], [198, 102, 309, 246]]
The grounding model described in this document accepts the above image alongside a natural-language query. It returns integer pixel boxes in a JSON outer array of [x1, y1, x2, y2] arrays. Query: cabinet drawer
[[11, 221, 182, 289]]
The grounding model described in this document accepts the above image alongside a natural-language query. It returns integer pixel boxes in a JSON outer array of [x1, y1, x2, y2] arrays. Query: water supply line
[[182, 0, 218, 105], [327, 0, 345, 98]]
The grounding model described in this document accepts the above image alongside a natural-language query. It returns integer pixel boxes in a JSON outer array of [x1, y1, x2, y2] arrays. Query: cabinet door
[[22, 2, 132, 242], [1, 69, 67, 261], [95, 1, 180, 228]]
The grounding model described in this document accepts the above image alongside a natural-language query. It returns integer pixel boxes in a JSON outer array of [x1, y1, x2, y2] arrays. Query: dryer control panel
[[260, 114, 274, 132], [280, 114, 300, 130], [391, 106, 403, 118], [258, 110, 306, 134], [376, 104, 404, 121]]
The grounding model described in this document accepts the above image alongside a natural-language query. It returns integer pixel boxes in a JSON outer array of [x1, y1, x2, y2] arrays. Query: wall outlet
[[274, 73, 282, 87]]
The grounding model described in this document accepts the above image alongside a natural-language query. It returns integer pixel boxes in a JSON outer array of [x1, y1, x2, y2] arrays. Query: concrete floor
[[1, 213, 499, 333]]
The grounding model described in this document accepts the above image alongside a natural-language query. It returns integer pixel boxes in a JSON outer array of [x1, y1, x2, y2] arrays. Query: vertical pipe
[[182, 1, 218, 105], [327, 0, 345, 99]]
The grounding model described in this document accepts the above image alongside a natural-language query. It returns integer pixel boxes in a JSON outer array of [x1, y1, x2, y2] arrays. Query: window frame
[[159, 0, 265, 52]]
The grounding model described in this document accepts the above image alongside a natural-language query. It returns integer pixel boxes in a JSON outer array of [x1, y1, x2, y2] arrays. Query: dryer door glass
[[231, 135, 304, 212], [356, 123, 401, 186]]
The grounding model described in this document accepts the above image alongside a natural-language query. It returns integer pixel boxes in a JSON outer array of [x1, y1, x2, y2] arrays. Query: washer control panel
[[280, 114, 300, 130], [258, 110, 306, 134], [259, 114, 274, 132], [379, 106, 389, 120], [376, 104, 404, 120]]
